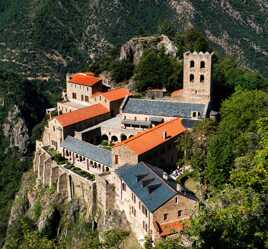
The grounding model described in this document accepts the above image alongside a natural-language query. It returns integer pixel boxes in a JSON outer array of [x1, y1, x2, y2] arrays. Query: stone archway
[[101, 134, 109, 141], [101, 134, 109, 145], [120, 134, 127, 141], [111, 136, 118, 144]]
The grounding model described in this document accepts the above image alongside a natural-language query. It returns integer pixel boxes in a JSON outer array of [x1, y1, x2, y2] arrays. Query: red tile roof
[[68, 73, 102, 86], [158, 220, 184, 237], [100, 88, 131, 102], [55, 104, 109, 127], [114, 118, 186, 155]]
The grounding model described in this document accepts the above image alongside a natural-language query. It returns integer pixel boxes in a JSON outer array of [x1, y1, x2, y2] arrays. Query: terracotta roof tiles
[[68, 73, 102, 86], [100, 88, 131, 102], [114, 118, 186, 155], [92, 88, 131, 101], [55, 104, 109, 127], [158, 220, 184, 237]]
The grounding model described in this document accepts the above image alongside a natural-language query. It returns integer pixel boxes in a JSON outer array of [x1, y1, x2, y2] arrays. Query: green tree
[[159, 20, 177, 38], [174, 28, 210, 58], [155, 238, 185, 249], [212, 56, 268, 109], [186, 187, 267, 249], [109, 59, 134, 83], [134, 49, 182, 92], [206, 89, 268, 189], [176, 119, 217, 187], [102, 229, 129, 249], [19, 221, 55, 249]]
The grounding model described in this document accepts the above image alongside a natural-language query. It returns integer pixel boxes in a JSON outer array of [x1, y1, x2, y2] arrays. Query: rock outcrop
[[120, 35, 178, 65], [2, 105, 29, 154]]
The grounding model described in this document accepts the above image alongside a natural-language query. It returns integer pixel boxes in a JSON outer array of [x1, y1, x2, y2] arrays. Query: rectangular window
[[115, 155, 119, 164], [131, 207, 136, 217], [131, 193, 136, 203], [122, 182, 126, 191], [143, 221, 147, 231], [81, 95, 84, 101], [72, 92, 77, 99], [52, 140, 57, 149], [163, 213, 168, 221], [142, 205, 148, 217], [85, 96, 89, 102], [178, 210, 182, 217]]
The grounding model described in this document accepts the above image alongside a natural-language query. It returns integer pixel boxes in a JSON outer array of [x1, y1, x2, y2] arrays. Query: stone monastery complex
[[34, 51, 214, 246]]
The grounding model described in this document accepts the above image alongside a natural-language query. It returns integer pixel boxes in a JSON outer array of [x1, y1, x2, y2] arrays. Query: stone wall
[[34, 143, 96, 215], [112, 144, 139, 167], [114, 173, 151, 245], [183, 51, 213, 100]]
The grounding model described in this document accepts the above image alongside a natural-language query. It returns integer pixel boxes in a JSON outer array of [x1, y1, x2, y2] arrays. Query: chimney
[[162, 172, 169, 181], [66, 73, 70, 83], [176, 183, 184, 192], [162, 131, 167, 140]]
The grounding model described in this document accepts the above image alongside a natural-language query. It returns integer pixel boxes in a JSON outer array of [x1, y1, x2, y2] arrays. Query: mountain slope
[[0, 0, 267, 79]]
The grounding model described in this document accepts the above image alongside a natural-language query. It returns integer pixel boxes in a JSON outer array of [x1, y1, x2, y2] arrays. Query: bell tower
[[183, 51, 213, 101]]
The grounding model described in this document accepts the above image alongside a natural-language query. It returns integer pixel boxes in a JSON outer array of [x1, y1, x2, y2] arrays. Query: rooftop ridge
[[125, 96, 206, 105]]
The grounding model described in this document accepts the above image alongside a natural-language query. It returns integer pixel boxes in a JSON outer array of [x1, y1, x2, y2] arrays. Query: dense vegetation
[[5, 215, 129, 249], [134, 49, 182, 92], [0, 71, 62, 246]]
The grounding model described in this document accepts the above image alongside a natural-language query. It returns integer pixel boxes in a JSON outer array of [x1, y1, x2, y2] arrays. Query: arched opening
[[200, 74, 205, 83], [111, 136, 118, 143], [129, 135, 134, 139], [101, 134, 108, 141], [101, 134, 109, 146], [121, 134, 127, 141], [200, 61, 205, 68], [190, 60, 195, 68], [190, 74, 194, 82]]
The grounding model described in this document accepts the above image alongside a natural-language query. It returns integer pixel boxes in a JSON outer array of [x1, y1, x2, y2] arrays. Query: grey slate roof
[[122, 119, 151, 127], [115, 162, 177, 212], [122, 98, 207, 118], [61, 136, 112, 167]]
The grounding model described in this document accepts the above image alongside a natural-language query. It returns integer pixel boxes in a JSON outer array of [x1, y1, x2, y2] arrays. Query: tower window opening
[[190, 60, 195, 68], [190, 74, 194, 82], [200, 75, 205, 83], [200, 61, 205, 68]]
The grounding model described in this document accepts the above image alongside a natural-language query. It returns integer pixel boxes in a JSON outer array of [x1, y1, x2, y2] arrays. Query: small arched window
[[190, 60, 195, 68], [190, 74, 194, 82], [200, 61, 205, 68], [200, 75, 205, 83]]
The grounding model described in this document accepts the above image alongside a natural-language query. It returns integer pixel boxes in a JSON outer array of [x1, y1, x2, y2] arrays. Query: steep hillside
[[0, 0, 267, 79]]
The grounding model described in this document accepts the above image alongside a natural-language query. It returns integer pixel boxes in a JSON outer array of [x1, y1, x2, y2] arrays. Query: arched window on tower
[[190, 74, 194, 82], [190, 60, 195, 68], [200, 61, 205, 68], [200, 74, 205, 83]]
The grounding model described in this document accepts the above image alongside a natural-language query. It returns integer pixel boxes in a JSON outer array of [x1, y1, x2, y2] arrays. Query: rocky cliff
[[2, 105, 29, 154], [3, 153, 137, 249], [120, 35, 177, 64]]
